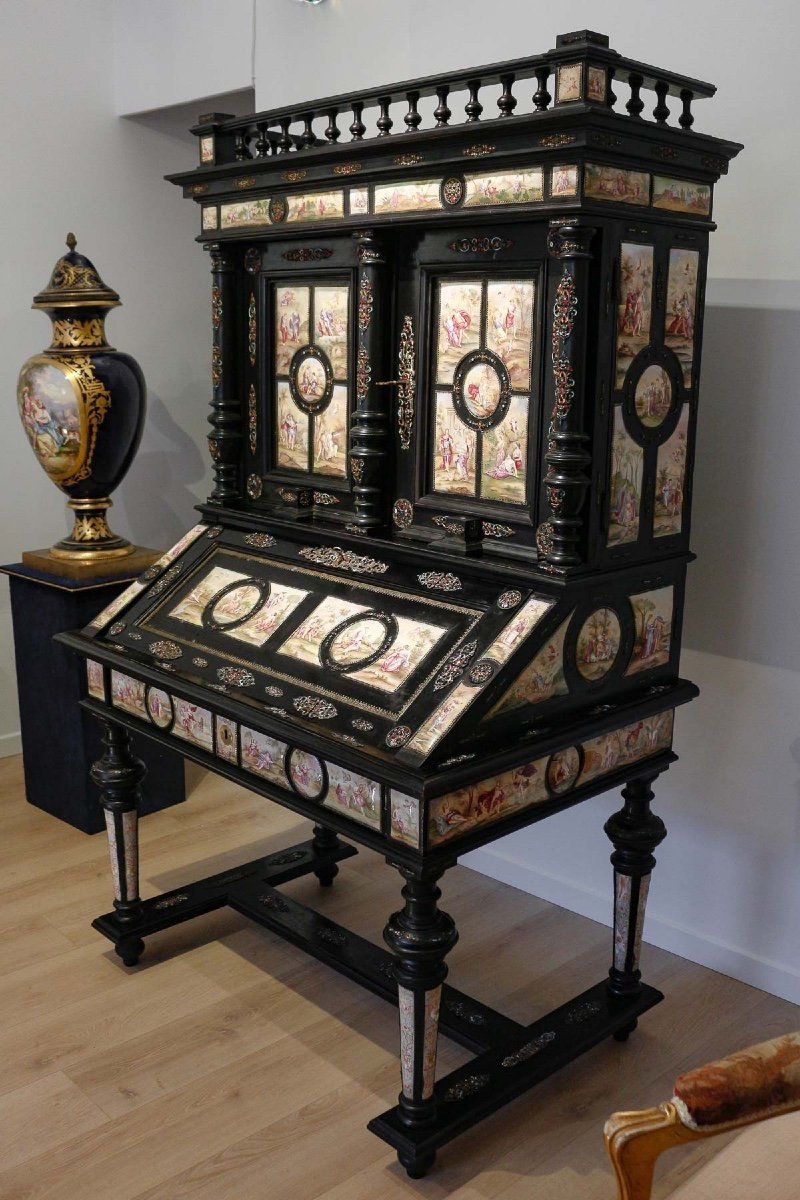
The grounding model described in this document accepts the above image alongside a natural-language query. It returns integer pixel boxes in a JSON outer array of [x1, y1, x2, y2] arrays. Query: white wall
[[4, 2, 798, 1007], [0, 0, 249, 755]]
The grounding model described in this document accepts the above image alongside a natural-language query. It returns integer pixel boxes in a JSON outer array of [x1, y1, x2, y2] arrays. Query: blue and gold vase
[[17, 234, 146, 569]]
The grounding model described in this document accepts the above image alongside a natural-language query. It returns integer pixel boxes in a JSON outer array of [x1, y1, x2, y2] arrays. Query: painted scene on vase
[[312, 386, 348, 477], [655, 405, 689, 537], [436, 279, 482, 384], [579, 710, 674, 785], [664, 249, 700, 386], [652, 177, 711, 216], [584, 164, 649, 206], [463, 169, 543, 208], [428, 755, 549, 845], [86, 660, 104, 701], [616, 243, 654, 388], [275, 285, 310, 375], [171, 699, 213, 752], [325, 763, 381, 829], [374, 180, 441, 215], [481, 394, 528, 504], [390, 790, 421, 847], [634, 364, 673, 428], [17, 361, 82, 482], [111, 671, 146, 718], [286, 191, 344, 223], [434, 392, 477, 497], [551, 164, 579, 197], [485, 280, 535, 390], [276, 384, 310, 472], [575, 608, 621, 681], [169, 566, 251, 627], [608, 409, 643, 547], [215, 715, 238, 763], [488, 616, 570, 718], [626, 586, 673, 675], [241, 727, 290, 787], [279, 596, 447, 693]]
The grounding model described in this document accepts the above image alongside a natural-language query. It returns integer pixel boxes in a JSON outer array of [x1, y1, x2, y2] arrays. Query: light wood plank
[[0, 1072, 108, 1172]]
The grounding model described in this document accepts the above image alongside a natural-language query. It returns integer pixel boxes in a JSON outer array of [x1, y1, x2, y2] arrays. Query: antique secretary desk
[[59, 31, 741, 1176]]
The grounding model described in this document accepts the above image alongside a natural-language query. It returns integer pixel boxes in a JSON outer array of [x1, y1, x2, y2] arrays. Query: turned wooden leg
[[604, 770, 666, 1016], [384, 866, 458, 1178], [90, 721, 146, 966], [311, 823, 341, 887]]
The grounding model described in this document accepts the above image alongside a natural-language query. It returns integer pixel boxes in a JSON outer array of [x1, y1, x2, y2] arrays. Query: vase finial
[[66, 232, 77, 251]]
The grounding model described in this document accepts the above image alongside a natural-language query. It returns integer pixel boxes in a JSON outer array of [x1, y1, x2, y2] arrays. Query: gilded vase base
[[22, 545, 159, 581]]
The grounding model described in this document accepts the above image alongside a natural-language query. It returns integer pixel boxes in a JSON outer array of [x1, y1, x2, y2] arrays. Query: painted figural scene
[[17, 360, 82, 482], [665, 248, 700, 386], [608, 410, 643, 546], [655, 405, 690, 536], [616, 244, 654, 389], [626, 587, 674, 675]]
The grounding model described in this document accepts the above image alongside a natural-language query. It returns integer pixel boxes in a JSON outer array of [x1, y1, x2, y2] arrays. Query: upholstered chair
[[605, 1032, 800, 1199]]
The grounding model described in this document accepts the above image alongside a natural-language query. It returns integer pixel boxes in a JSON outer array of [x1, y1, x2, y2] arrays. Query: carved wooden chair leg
[[605, 769, 667, 1035], [605, 1102, 701, 1200], [384, 865, 458, 1178], [90, 720, 146, 966], [311, 822, 342, 887]]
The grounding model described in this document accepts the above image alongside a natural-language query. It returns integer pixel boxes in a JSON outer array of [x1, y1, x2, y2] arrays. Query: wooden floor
[[0, 755, 797, 1200]]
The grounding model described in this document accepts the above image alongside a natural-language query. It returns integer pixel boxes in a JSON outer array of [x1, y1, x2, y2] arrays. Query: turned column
[[604, 770, 667, 1008], [349, 231, 391, 533], [90, 721, 146, 966], [311, 823, 342, 888], [537, 220, 595, 572], [205, 242, 243, 503], [384, 866, 458, 1177]]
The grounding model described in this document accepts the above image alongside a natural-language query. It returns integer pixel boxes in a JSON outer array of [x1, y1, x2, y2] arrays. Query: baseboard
[[0, 730, 21, 759], [464, 847, 800, 1008]]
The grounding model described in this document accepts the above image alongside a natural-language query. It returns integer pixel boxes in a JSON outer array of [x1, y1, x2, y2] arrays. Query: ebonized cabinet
[[58, 30, 741, 1175]]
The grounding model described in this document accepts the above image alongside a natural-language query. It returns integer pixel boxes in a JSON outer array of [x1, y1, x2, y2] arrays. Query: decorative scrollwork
[[247, 474, 263, 499], [397, 316, 415, 451], [148, 565, 182, 596], [154, 893, 189, 911], [442, 177, 465, 206], [297, 545, 388, 575], [356, 344, 371, 403], [332, 162, 362, 176], [482, 521, 514, 538], [50, 356, 112, 486], [501, 1030, 556, 1068], [217, 666, 256, 687], [248, 294, 257, 365], [258, 893, 290, 912], [351, 718, 373, 732], [385, 725, 411, 748], [536, 521, 555, 555], [433, 639, 478, 691], [192, 656, 208, 667], [293, 695, 338, 719], [244, 532, 276, 548], [50, 318, 106, 348], [244, 247, 261, 274], [443, 1073, 491, 1102], [394, 152, 423, 166], [234, 176, 257, 189], [417, 571, 462, 592], [248, 384, 257, 453], [462, 144, 495, 157], [268, 196, 288, 223], [447, 236, 514, 254], [148, 640, 182, 660], [564, 999, 602, 1024], [551, 272, 578, 420], [358, 277, 374, 331], [282, 169, 307, 183], [443, 998, 487, 1025], [497, 589, 522, 609], [211, 286, 222, 329], [538, 133, 576, 148], [350, 456, 365, 484], [72, 513, 113, 542], [313, 491, 340, 506], [283, 247, 333, 262], [211, 345, 222, 388]]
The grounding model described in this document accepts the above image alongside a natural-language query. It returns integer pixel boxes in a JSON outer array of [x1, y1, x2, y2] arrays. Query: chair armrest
[[673, 1032, 800, 1128]]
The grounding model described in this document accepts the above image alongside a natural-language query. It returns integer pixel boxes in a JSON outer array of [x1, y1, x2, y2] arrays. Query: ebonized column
[[349, 231, 391, 533], [384, 865, 458, 1177], [90, 720, 146, 966], [537, 220, 595, 572], [604, 770, 667, 1013], [205, 243, 242, 504]]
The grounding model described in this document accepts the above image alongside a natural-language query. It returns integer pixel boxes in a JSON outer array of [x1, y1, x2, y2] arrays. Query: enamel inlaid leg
[[91, 720, 146, 965], [311, 822, 342, 887], [604, 771, 666, 1011], [384, 866, 458, 1178]]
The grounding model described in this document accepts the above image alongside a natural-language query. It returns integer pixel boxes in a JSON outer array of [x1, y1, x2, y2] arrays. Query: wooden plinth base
[[92, 837, 663, 1175], [22, 544, 159, 581]]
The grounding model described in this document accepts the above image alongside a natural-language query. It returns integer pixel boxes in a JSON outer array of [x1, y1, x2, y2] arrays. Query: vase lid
[[32, 234, 121, 310]]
